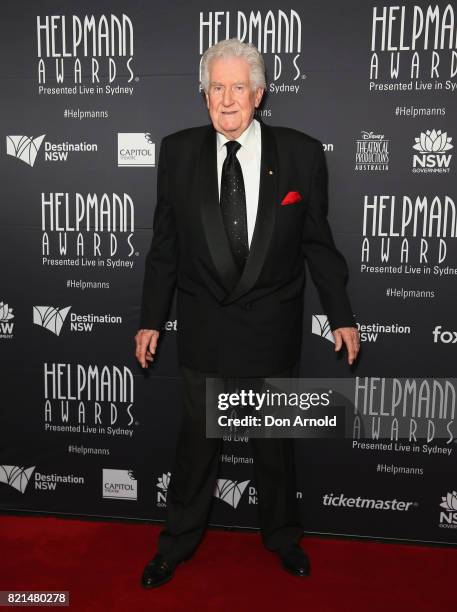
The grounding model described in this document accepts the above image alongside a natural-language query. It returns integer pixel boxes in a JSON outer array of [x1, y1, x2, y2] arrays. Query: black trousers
[[156, 362, 304, 565]]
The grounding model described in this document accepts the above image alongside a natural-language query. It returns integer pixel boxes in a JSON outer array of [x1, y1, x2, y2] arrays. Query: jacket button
[[244, 302, 252, 310]]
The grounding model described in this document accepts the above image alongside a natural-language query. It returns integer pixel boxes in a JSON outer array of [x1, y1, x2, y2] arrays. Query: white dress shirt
[[216, 118, 261, 249]]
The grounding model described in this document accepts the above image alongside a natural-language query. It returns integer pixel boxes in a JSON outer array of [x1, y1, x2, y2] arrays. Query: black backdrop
[[1, 0, 456, 545]]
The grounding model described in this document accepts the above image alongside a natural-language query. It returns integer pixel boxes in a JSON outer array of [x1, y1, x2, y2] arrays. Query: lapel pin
[[268, 169, 274, 175]]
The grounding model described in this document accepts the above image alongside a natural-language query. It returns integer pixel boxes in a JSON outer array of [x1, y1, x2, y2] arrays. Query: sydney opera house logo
[[6, 135, 45, 167], [214, 478, 250, 508], [0, 465, 35, 493], [33, 306, 71, 336], [312, 314, 335, 344]]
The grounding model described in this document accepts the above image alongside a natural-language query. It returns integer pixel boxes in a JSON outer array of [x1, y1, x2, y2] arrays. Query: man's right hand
[[135, 329, 160, 368]]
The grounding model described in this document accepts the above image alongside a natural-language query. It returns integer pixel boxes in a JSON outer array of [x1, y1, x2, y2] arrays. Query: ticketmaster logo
[[6, 135, 45, 167], [214, 478, 250, 508], [323, 492, 415, 511], [33, 306, 71, 336], [0, 465, 36, 493]]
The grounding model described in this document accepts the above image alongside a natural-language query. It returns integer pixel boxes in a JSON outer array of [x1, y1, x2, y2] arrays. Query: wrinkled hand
[[135, 329, 160, 368], [332, 327, 360, 365]]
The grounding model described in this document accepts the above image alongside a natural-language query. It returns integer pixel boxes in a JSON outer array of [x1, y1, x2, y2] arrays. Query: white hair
[[200, 38, 266, 93]]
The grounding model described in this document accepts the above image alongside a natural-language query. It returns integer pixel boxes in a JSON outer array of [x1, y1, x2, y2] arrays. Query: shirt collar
[[216, 118, 259, 153]]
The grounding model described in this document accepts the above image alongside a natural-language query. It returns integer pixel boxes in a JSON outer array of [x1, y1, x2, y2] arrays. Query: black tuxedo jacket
[[139, 118, 356, 376]]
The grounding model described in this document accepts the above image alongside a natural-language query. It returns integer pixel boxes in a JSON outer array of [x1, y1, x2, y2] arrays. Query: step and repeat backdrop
[[1, 0, 456, 545]]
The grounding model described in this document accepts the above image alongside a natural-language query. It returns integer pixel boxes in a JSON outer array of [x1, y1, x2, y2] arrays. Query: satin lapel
[[199, 125, 241, 294], [220, 120, 278, 305]]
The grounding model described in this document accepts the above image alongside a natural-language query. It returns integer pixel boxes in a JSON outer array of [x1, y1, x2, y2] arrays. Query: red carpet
[[1, 514, 455, 612]]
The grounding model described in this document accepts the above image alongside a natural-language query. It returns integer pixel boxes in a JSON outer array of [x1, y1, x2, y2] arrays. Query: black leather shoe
[[278, 545, 311, 577], [141, 554, 175, 588]]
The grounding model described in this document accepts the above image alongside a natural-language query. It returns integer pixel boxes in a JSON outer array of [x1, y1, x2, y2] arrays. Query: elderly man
[[135, 38, 359, 588]]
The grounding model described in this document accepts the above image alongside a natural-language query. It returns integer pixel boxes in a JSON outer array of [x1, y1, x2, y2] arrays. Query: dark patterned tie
[[220, 140, 249, 272]]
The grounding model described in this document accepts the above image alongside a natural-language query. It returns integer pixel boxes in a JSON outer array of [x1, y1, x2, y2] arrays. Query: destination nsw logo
[[41, 192, 136, 267], [36, 14, 135, 94], [0, 465, 84, 493], [33, 305, 122, 335], [6, 134, 98, 165], [43, 362, 135, 437]]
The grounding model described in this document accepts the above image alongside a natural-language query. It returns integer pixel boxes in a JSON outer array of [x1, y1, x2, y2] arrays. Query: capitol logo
[[412, 129, 453, 174], [102, 469, 137, 500], [117, 133, 155, 167]]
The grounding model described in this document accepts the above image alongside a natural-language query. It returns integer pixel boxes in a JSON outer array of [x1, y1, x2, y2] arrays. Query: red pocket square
[[281, 191, 302, 205]]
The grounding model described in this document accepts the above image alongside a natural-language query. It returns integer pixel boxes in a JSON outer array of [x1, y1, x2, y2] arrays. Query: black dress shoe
[[278, 545, 311, 577], [141, 554, 175, 588]]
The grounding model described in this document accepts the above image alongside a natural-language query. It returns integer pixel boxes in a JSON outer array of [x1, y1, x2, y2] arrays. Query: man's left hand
[[332, 327, 360, 365]]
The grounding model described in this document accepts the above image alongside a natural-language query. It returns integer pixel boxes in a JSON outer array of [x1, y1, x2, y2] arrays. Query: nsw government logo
[[0, 301, 14, 339], [439, 491, 457, 528], [412, 129, 453, 174], [117, 133, 155, 167], [156, 472, 171, 508], [102, 469, 137, 500], [355, 131, 389, 171]]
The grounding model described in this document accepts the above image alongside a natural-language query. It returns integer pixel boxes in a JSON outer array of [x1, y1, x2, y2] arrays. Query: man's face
[[205, 56, 264, 140]]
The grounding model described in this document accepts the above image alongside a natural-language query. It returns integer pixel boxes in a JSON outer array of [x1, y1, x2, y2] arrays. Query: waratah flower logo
[[413, 129, 453, 153], [0, 302, 14, 322], [440, 491, 457, 511], [157, 472, 171, 491]]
